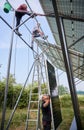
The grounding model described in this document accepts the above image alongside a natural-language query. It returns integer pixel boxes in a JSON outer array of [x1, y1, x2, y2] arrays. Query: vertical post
[[0, 64, 2, 81], [1, 13, 15, 130], [51, 0, 82, 130], [37, 46, 41, 130]]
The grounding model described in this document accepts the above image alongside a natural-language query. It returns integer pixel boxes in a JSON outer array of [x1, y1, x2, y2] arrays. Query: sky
[[0, 0, 84, 91], [0, 0, 55, 83]]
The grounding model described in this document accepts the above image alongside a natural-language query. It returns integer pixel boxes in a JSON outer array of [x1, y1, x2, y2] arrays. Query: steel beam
[[51, 0, 82, 129], [68, 35, 84, 48], [59, 13, 84, 22]]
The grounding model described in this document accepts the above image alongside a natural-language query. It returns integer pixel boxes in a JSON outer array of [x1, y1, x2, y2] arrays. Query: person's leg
[[43, 125, 46, 130], [16, 17, 21, 30], [41, 35, 48, 40], [34, 34, 40, 37], [15, 15, 22, 36], [33, 30, 40, 37], [31, 35, 34, 49], [43, 121, 51, 130], [42, 121, 48, 130], [39, 31, 48, 40], [43, 125, 51, 130], [15, 11, 24, 28], [31, 33, 40, 49], [46, 124, 51, 130]]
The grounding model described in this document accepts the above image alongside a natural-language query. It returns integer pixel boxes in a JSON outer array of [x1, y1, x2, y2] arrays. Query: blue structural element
[[3, 2, 12, 13], [70, 117, 77, 130]]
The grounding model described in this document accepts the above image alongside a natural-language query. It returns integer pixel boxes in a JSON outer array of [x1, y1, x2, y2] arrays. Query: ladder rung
[[31, 93, 38, 95], [30, 110, 38, 112], [30, 101, 38, 103], [27, 119, 37, 122], [42, 88, 48, 90]]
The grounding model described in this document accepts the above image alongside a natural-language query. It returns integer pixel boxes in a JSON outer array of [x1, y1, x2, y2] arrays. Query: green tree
[[58, 85, 69, 95], [0, 81, 5, 107], [2, 74, 16, 86], [2, 74, 16, 108]]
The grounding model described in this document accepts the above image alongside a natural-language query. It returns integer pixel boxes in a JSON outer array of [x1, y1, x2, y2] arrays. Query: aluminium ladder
[[25, 53, 48, 130]]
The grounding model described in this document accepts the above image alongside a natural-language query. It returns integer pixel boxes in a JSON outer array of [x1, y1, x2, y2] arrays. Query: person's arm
[[43, 99, 50, 107]]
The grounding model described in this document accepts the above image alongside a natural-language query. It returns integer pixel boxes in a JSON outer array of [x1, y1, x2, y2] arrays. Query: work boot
[[15, 30, 22, 36], [43, 35, 48, 40]]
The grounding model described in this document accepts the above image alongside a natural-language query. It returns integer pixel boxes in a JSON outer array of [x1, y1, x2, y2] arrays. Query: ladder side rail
[[25, 65, 36, 130]]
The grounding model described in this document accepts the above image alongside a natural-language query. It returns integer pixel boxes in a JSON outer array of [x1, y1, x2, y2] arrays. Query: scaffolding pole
[[1, 13, 15, 130]]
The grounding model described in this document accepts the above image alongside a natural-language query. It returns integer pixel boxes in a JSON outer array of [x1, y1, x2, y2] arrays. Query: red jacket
[[15, 4, 31, 17], [17, 5, 27, 11]]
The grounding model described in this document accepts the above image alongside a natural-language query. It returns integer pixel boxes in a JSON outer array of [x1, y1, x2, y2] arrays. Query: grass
[[57, 95, 84, 130], [0, 108, 27, 130], [57, 95, 74, 130], [0, 94, 84, 130]]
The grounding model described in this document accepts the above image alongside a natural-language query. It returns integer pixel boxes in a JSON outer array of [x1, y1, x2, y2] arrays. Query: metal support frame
[[0, 14, 43, 130], [0, 16, 37, 54], [51, 0, 82, 130], [14, 14, 34, 31], [0, 12, 36, 129], [25, 48, 49, 130], [59, 13, 84, 22], [1, 13, 15, 130], [36, 46, 41, 130], [6, 61, 35, 130], [68, 35, 84, 48]]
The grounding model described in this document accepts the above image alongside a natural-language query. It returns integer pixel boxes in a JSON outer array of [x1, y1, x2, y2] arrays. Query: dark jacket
[[41, 101, 51, 121]]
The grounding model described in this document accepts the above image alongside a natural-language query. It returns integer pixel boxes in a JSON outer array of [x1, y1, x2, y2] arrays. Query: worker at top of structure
[[41, 94, 51, 130], [31, 23, 48, 49], [15, 3, 36, 36]]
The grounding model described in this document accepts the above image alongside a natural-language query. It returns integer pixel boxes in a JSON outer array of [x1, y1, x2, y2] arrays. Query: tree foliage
[[0, 74, 69, 109], [2, 74, 16, 86], [58, 85, 69, 95], [0, 74, 29, 108]]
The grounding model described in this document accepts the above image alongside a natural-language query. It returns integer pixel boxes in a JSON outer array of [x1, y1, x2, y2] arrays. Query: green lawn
[[58, 95, 84, 130], [0, 95, 84, 130]]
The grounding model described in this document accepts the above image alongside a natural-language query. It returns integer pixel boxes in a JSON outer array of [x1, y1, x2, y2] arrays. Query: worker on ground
[[41, 94, 51, 130], [31, 23, 48, 49]]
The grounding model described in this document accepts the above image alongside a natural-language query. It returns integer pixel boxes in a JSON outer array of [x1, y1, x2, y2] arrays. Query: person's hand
[[31, 13, 37, 18]]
